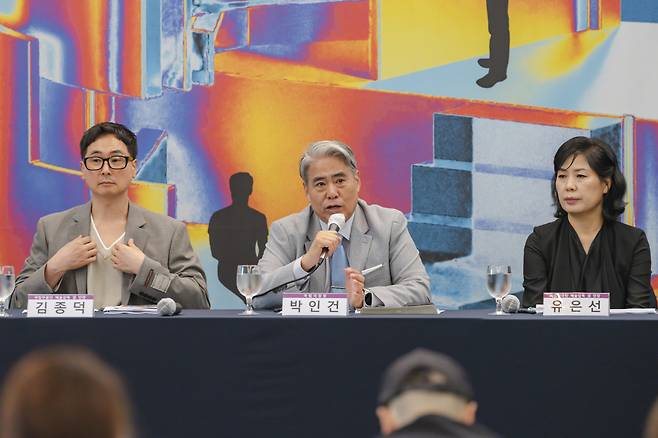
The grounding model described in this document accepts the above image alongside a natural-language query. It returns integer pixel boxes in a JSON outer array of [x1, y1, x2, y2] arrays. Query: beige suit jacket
[[11, 202, 210, 309]]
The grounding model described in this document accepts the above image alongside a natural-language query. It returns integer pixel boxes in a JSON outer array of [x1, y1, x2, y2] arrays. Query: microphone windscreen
[[501, 295, 520, 313], [327, 213, 346, 231], [157, 297, 177, 316]]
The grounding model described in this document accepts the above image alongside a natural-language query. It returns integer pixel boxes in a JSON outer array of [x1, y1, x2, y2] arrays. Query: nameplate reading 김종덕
[[543, 293, 610, 316], [282, 293, 348, 316], [27, 294, 95, 318]]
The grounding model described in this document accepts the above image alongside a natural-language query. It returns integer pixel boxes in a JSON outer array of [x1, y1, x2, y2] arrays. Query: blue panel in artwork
[[433, 114, 473, 162], [144, 0, 163, 97], [411, 164, 472, 217], [248, 3, 326, 45], [591, 123, 622, 157], [408, 221, 472, 260], [161, 0, 191, 90], [135, 128, 167, 184], [0, 1, 18, 15], [575, 0, 588, 31], [589, 0, 600, 30], [622, 0, 658, 23], [38, 79, 80, 170]]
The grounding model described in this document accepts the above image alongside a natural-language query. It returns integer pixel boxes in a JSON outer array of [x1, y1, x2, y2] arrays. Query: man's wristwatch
[[363, 288, 373, 307]]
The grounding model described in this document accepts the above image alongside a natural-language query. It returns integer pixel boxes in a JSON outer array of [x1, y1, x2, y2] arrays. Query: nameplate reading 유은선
[[27, 294, 94, 318], [282, 293, 349, 316], [543, 293, 610, 316]]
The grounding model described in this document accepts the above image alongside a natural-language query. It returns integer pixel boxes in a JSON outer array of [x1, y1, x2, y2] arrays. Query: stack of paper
[[102, 305, 159, 315], [609, 308, 656, 315]]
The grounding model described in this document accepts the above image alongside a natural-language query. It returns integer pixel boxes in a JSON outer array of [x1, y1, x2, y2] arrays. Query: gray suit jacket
[[11, 202, 210, 309], [254, 200, 431, 309]]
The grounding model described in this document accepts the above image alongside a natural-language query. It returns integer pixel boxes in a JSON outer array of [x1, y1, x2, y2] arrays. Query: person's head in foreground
[[0, 346, 134, 438], [551, 136, 626, 222], [376, 348, 497, 437], [645, 397, 658, 438]]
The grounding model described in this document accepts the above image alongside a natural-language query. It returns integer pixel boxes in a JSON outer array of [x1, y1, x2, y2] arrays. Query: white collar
[[90, 215, 125, 251], [318, 212, 355, 241]]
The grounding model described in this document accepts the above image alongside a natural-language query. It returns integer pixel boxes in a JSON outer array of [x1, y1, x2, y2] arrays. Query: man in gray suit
[[254, 140, 431, 310], [12, 122, 209, 309]]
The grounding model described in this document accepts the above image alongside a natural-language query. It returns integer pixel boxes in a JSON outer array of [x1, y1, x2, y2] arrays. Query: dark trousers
[[486, 0, 509, 75]]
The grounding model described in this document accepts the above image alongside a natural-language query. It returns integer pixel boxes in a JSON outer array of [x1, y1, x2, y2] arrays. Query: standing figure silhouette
[[208, 172, 268, 302], [477, 0, 509, 88]]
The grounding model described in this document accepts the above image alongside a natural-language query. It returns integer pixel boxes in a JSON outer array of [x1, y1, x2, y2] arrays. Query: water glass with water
[[236, 265, 262, 315], [0, 266, 15, 317], [486, 264, 511, 315]]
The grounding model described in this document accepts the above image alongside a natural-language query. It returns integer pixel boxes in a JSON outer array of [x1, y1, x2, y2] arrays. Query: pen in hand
[[332, 264, 382, 289], [361, 264, 383, 276]]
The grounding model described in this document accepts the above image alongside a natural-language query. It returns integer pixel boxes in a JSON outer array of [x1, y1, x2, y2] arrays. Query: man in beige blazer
[[12, 122, 209, 309], [254, 140, 431, 310]]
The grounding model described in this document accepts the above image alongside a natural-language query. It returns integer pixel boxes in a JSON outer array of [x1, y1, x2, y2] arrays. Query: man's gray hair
[[299, 140, 358, 183]]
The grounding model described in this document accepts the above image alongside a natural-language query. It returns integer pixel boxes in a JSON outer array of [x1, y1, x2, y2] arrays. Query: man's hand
[[45, 235, 97, 288], [345, 267, 365, 309], [111, 238, 145, 274], [300, 230, 342, 271]]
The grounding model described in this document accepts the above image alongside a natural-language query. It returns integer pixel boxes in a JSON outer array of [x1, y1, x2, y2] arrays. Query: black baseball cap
[[377, 348, 475, 406]]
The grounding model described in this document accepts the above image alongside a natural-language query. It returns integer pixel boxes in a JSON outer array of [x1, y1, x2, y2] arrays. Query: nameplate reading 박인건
[[282, 293, 349, 316]]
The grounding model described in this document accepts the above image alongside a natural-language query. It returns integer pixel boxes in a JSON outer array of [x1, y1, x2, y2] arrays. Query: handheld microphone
[[256, 213, 347, 299], [517, 307, 537, 314], [157, 298, 182, 316], [319, 213, 346, 260], [501, 295, 537, 314]]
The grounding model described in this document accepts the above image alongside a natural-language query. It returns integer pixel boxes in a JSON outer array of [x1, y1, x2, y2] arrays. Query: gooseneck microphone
[[319, 213, 346, 261], [501, 295, 537, 314], [157, 297, 182, 316]]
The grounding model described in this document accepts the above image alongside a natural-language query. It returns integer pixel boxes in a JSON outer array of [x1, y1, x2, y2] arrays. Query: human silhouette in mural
[[208, 172, 268, 302], [476, 0, 509, 88]]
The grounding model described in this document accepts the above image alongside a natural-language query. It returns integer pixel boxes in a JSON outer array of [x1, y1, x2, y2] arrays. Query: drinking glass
[[0, 266, 15, 317], [236, 265, 262, 316], [486, 265, 511, 315]]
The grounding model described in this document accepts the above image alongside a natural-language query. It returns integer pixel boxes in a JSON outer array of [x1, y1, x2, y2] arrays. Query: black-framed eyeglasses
[[83, 155, 133, 171]]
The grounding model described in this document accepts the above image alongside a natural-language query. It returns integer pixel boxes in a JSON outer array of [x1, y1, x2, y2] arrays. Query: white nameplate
[[543, 293, 610, 316], [282, 293, 349, 316], [27, 294, 95, 318]]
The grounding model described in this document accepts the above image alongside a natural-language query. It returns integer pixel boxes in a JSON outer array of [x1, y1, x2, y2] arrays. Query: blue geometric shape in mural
[[408, 114, 474, 261], [135, 128, 168, 184], [433, 114, 473, 162]]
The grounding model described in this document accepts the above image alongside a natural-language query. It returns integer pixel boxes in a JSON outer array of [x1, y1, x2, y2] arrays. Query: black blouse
[[522, 217, 656, 309]]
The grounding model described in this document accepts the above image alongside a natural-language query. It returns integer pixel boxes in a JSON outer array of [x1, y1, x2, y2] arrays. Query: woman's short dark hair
[[551, 136, 626, 221], [80, 122, 138, 159]]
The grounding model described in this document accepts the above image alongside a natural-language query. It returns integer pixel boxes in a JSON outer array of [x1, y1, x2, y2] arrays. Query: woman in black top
[[522, 136, 656, 309]]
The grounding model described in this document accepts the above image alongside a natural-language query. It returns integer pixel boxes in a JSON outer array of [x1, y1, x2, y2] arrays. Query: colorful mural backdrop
[[1, 0, 657, 309]]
